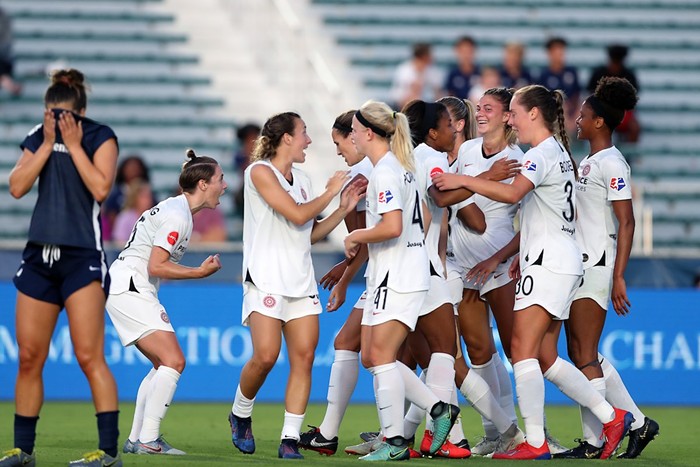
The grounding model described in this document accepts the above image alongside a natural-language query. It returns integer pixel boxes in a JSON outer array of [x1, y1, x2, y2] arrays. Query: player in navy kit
[[1, 69, 121, 467]]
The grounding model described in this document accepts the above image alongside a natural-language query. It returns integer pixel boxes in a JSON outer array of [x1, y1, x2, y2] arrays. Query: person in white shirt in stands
[[390, 43, 444, 111], [229, 112, 366, 460], [553, 76, 658, 460], [343, 100, 460, 461], [108, 149, 225, 456], [433, 84, 633, 460]]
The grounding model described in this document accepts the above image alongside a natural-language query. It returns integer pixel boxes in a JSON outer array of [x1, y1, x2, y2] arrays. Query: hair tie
[[355, 110, 389, 138], [392, 111, 397, 119]]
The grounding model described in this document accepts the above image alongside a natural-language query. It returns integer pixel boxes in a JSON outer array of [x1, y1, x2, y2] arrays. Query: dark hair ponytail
[[45, 68, 88, 111], [179, 149, 219, 194]]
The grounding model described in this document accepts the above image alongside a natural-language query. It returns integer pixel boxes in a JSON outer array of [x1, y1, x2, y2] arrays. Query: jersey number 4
[[412, 191, 424, 232]]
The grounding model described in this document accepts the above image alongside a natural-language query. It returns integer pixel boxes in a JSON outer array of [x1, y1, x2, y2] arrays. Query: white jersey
[[365, 152, 430, 293], [110, 194, 193, 294], [414, 143, 450, 277], [450, 138, 524, 268], [242, 160, 317, 297], [576, 146, 632, 269], [348, 156, 374, 212], [445, 138, 479, 262], [518, 136, 582, 275]]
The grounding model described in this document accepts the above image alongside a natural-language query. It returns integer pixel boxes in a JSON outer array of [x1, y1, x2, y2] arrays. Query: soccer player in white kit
[[343, 100, 460, 461], [106, 150, 225, 456], [433, 85, 633, 460], [554, 77, 658, 459], [229, 112, 365, 460]]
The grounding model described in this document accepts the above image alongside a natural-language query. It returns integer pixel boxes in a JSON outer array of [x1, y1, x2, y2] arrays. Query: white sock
[[543, 357, 614, 424], [396, 361, 439, 411], [128, 368, 157, 442], [471, 355, 500, 440], [319, 350, 359, 438], [493, 352, 518, 425], [403, 369, 428, 438], [513, 359, 545, 448], [232, 384, 255, 418], [460, 370, 514, 434], [139, 366, 180, 443], [581, 378, 605, 447], [600, 353, 645, 430], [425, 353, 455, 432], [370, 363, 405, 439], [449, 385, 466, 443], [281, 411, 305, 440]]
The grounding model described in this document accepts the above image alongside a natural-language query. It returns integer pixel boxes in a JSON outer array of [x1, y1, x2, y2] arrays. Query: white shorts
[[242, 282, 322, 326], [353, 289, 368, 310], [419, 274, 451, 317], [106, 290, 173, 347], [445, 260, 464, 315], [513, 265, 582, 320], [463, 258, 515, 297], [362, 283, 426, 331], [573, 266, 613, 310]]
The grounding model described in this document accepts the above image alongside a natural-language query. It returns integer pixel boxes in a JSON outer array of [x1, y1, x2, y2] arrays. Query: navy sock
[[14, 414, 39, 455], [96, 411, 119, 458]]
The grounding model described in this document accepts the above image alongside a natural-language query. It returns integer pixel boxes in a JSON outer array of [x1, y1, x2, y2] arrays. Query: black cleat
[[552, 439, 603, 459], [298, 426, 338, 456], [359, 431, 380, 442], [618, 417, 659, 459], [455, 438, 470, 450]]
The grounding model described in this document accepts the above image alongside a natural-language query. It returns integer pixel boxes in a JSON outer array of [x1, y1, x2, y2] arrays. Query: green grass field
[[0, 402, 694, 466]]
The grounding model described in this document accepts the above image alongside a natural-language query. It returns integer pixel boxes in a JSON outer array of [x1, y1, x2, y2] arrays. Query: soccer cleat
[[618, 417, 659, 459], [492, 441, 551, 460], [419, 430, 471, 458], [600, 408, 634, 460], [471, 436, 501, 456], [358, 439, 410, 461], [121, 439, 135, 454], [229, 412, 255, 454], [345, 436, 383, 456], [552, 439, 603, 459], [298, 426, 338, 456], [278, 439, 304, 459], [496, 426, 526, 454], [68, 450, 122, 466], [544, 427, 569, 454], [0, 448, 35, 467], [428, 402, 460, 455], [133, 436, 186, 455], [406, 435, 421, 458], [454, 438, 470, 450], [360, 431, 381, 442]]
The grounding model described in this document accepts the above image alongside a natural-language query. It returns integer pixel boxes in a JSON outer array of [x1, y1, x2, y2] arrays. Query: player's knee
[[74, 349, 104, 375], [17, 345, 48, 374], [290, 348, 315, 370], [334, 332, 360, 352], [252, 350, 279, 373], [162, 356, 186, 373], [466, 343, 493, 365]]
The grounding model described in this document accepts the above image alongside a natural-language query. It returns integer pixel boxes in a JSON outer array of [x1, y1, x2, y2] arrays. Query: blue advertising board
[[0, 282, 697, 405]]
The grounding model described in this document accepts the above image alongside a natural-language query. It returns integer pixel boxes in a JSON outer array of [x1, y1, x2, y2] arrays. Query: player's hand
[[42, 109, 56, 146], [344, 232, 360, 259], [508, 255, 521, 281], [327, 281, 348, 312], [326, 170, 351, 197], [320, 260, 347, 290], [482, 157, 521, 181], [432, 172, 466, 191], [199, 254, 222, 277], [58, 111, 83, 154], [466, 256, 500, 286], [611, 276, 631, 316], [340, 177, 368, 213]]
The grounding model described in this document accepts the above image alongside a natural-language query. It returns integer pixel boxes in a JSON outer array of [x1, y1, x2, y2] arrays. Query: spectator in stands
[[0, 6, 22, 96], [390, 42, 444, 110], [587, 44, 640, 143], [232, 123, 261, 216], [102, 155, 156, 241], [111, 178, 155, 244], [498, 41, 532, 89], [191, 207, 228, 243], [537, 37, 580, 135], [468, 66, 502, 104], [444, 36, 481, 100]]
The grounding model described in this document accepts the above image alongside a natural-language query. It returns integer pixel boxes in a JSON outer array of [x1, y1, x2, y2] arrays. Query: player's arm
[[147, 246, 221, 279], [434, 172, 533, 205], [311, 177, 367, 244], [611, 199, 635, 315], [344, 209, 402, 259], [457, 203, 486, 234], [10, 110, 56, 198], [431, 157, 520, 207]]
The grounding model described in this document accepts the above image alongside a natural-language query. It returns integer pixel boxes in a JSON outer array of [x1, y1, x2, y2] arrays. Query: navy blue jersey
[[20, 109, 118, 249], [537, 65, 581, 102], [444, 65, 481, 99]]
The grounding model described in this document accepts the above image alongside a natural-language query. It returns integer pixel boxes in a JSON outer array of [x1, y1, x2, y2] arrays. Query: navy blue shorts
[[13, 242, 111, 308]]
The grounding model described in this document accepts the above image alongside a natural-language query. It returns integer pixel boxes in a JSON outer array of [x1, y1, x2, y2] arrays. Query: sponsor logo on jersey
[[523, 160, 537, 171], [610, 177, 626, 191], [378, 190, 393, 203], [430, 166, 444, 178], [582, 164, 591, 176], [160, 311, 170, 323], [263, 295, 277, 308], [300, 188, 308, 201], [167, 231, 179, 245]]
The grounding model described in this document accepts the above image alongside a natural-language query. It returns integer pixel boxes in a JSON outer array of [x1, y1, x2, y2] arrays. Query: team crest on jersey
[[167, 231, 179, 245], [610, 177, 626, 191], [160, 311, 170, 323], [582, 164, 591, 176], [300, 188, 308, 201], [523, 160, 537, 171], [378, 190, 393, 203], [263, 295, 277, 308], [430, 166, 444, 178]]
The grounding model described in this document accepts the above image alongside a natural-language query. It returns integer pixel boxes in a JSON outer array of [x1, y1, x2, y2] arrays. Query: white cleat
[[133, 436, 186, 455]]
